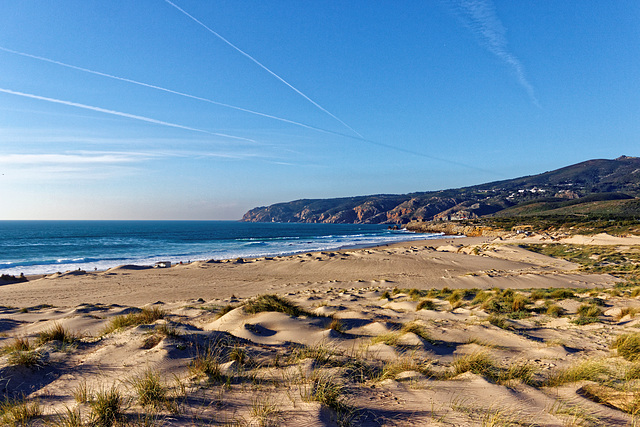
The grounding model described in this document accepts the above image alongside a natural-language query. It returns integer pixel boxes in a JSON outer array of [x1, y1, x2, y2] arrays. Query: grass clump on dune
[[37, 323, 78, 345], [416, 299, 436, 311], [132, 370, 167, 409], [451, 352, 498, 380], [571, 303, 603, 325], [89, 386, 124, 427], [2, 337, 31, 353], [546, 304, 565, 317], [545, 358, 611, 386], [0, 396, 41, 426], [244, 294, 311, 317], [189, 345, 223, 382], [102, 306, 166, 334], [612, 333, 640, 361], [303, 373, 354, 424], [3, 337, 48, 368]]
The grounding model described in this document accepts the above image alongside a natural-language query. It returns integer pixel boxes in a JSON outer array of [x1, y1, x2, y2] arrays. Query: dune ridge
[[1, 234, 639, 425]]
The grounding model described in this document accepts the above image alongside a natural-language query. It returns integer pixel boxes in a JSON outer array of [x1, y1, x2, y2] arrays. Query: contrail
[[0, 51, 493, 173], [164, 0, 364, 138], [0, 87, 255, 143], [1, 84, 495, 174], [449, 0, 540, 108], [0, 45, 356, 139]]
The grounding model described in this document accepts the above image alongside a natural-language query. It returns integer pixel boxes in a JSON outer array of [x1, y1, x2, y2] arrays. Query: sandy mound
[[1, 237, 639, 425]]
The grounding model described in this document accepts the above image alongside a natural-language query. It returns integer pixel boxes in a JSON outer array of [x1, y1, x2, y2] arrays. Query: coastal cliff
[[242, 156, 640, 224]]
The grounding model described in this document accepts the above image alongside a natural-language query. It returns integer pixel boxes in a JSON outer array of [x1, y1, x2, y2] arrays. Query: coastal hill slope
[[241, 156, 640, 224]]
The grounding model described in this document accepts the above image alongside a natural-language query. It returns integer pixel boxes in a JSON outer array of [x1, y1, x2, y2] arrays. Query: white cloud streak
[[452, 0, 540, 107], [0, 46, 356, 138], [0, 153, 148, 165], [0, 87, 256, 143], [164, 0, 364, 138]]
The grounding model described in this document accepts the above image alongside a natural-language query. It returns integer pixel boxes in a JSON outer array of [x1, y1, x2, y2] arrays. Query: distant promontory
[[242, 156, 640, 225]]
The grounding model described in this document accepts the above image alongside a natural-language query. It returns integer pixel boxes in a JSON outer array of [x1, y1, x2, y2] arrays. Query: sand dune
[[0, 236, 639, 425]]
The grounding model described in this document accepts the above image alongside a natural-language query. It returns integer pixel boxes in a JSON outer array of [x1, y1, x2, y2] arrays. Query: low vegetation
[[102, 306, 166, 334], [243, 294, 312, 317], [612, 333, 640, 361]]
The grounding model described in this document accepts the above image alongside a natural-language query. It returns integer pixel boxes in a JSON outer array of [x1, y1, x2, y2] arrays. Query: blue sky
[[1, 1, 638, 220]]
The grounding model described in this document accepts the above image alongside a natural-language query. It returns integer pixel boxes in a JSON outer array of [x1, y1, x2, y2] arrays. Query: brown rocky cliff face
[[405, 221, 505, 237]]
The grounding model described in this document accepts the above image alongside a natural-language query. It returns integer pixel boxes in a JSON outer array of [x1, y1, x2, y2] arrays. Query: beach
[[1, 233, 639, 425]]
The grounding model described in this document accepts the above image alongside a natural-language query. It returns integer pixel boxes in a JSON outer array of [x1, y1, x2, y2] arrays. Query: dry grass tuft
[[244, 294, 311, 317], [102, 306, 166, 334], [612, 332, 640, 361], [89, 386, 124, 427], [132, 370, 167, 409], [37, 323, 78, 345], [0, 396, 41, 426], [546, 358, 611, 386]]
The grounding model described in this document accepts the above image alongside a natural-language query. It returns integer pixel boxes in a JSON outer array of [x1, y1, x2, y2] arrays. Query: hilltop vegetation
[[242, 156, 640, 225]]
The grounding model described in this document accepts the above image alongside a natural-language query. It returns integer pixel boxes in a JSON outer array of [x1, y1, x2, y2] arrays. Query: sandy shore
[[1, 234, 639, 425], [0, 236, 619, 307]]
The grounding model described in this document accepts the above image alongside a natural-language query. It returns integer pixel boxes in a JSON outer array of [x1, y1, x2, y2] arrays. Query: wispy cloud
[[0, 45, 359, 138], [449, 0, 540, 107], [0, 87, 256, 143], [0, 152, 149, 165]]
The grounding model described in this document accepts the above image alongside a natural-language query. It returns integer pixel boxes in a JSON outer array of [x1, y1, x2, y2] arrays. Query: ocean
[[0, 221, 444, 276]]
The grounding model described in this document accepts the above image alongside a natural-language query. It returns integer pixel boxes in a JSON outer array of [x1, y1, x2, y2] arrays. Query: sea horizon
[[0, 220, 447, 276]]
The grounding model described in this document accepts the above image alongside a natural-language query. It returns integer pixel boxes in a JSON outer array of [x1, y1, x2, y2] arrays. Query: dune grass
[[52, 406, 83, 427], [244, 294, 311, 317], [572, 303, 603, 325], [7, 348, 46, 368], [416, 299, 436, 311], [451, 352, 499, 380], [250, 395, 282, 427], [132, 370, 167, 409], [303, 373, 354, 425], [102, 306, 166, 334], [612, 333, 640, 361], [89, 386, 124, 427], [37, 323, 78, 345], [1, 337, 30, 353], [0, 396, 41, 426], [2, 337, 47, 368], [545, 358, 611, 387], [189, 345, 223, 382]]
